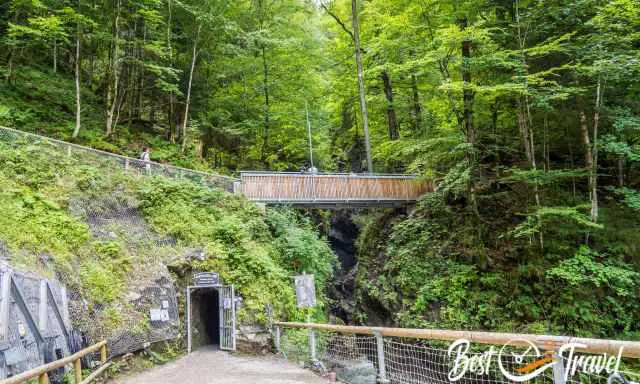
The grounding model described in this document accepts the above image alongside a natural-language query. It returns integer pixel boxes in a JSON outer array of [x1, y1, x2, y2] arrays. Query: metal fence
[[275, 323, 640, 384], [239, 172, 434, 206], [0, 126, 238, 192], [0, 265, 80, 380]]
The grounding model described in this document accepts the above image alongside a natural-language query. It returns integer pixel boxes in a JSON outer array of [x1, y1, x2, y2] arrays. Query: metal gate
[[186, 280, 236, 353], [218, 285, 235, 351]]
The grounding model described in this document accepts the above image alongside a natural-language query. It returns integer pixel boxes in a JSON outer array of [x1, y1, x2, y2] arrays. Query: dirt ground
[[111, 347, 329, 384]]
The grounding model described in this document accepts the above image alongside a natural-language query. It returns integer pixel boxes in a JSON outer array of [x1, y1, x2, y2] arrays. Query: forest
[[1, 0, 640, 339]]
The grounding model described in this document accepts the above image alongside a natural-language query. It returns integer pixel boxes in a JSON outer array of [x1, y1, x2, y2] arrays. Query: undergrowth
[[0, 138, 336, 335]]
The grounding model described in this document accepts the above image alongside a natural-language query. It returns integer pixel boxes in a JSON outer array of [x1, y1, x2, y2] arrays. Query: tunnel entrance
[[191, 288, 220, 348], [186, 278, 236, 353]]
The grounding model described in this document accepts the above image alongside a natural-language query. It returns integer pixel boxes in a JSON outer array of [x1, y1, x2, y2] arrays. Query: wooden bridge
[[235, 172, 433, 207]]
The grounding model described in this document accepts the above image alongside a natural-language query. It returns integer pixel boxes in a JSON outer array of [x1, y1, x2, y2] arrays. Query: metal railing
[[0, 126, 239, 192], [274, 322, 640, 384], [239, 172, 434, 206], [0, 340, 109, 384]]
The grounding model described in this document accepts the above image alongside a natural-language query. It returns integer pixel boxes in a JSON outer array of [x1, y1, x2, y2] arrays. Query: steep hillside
[[352, 191, 640, 339], [0, 66, 217, 172], [0, 133, 336, 350]]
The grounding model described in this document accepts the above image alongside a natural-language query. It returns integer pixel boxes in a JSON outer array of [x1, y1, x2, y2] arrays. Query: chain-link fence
[[276, 324, 640, 384]]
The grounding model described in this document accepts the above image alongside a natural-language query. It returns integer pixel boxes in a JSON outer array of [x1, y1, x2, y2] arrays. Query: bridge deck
[[237, 172, 433, 207]]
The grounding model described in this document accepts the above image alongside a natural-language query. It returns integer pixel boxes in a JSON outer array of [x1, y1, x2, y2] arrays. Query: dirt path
[[112, 348, 328, 384]]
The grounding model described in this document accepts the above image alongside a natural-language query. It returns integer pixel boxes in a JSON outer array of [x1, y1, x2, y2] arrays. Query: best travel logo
[[447, 338, 624, 382]]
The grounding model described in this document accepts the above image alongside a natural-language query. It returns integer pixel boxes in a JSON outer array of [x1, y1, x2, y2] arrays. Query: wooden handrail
[[274, 322, 640, 358], [0, 340, 109, 384]]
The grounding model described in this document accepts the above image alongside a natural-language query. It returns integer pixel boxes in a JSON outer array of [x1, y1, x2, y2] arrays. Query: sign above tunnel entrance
[[194, 272, 220, 286]]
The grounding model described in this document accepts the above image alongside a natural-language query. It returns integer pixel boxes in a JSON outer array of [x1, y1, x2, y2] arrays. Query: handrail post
[[74, 358, 82, 383], [309, 328, 317, 362], [373, 329, 389, 383], [100, 343, 108, 364], [274, 325, 281, 353], [552, 349, 566, 384]]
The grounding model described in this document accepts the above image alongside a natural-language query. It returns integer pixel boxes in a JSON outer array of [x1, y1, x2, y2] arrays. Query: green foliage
[[1, 0, 640, 343], [609, 187, 640, 211], [510, 205, 603, 239], [548, 246, 638, 297], [355, 190, 640, 337], [80, 261, 124, 305], [0, 140, 335, 330], [135, 176, 336, 322]]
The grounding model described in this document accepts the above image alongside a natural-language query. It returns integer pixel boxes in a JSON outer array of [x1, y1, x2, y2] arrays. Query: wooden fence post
[[74, 358, 82, 383], [38, 372, 49, 384], [100, 344, 107, 364]]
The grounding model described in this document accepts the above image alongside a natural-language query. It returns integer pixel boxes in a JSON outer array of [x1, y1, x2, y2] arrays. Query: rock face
[[324, 210, 359, 324], [236, 325, 272, 354], [319, 209, 400, 327]]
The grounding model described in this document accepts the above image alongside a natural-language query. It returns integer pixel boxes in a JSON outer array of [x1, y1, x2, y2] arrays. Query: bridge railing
[[239, 172, 434, 204], [274, 322, 640, 384]]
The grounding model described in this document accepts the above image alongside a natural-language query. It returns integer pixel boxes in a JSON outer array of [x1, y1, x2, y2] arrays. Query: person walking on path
[[140, 147, 151, 173]]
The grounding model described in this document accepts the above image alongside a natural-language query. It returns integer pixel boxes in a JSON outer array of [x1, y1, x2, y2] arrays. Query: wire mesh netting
[[0, 127, 224, 378], [279, 328, 640, 384]]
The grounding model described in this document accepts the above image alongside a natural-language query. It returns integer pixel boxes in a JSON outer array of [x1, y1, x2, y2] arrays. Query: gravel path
[[112, 348, 328, 384]]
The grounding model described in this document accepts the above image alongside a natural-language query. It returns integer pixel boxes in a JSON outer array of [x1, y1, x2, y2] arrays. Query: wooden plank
[[79, 362, 112, 384], [274, 322, 640, 358]]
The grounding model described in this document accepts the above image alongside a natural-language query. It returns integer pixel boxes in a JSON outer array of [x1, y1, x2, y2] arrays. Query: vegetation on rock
[[0, 139, 335, 333]]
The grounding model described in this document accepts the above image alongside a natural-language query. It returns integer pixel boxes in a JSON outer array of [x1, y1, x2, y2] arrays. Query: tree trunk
[[261, 44, 270, 163], [381, 70, 399, 140], [53, 39, 57, 73], [167, 0, 175, 141], [461, 38, 474, 151], [411, 73, 422, 133], [352, 0, 373, 173], [579, 110, 593, 170], [106, 0, 121, 136], [618, 156, 624, 187], [579, 108, 595, 240], [72, 10, 81, 139], [181, 24, 200, 153], [590, 77, 603, 223], [5, 49, 13, 83], [566, 125, 577, 199], [459, 18, 475, 174]]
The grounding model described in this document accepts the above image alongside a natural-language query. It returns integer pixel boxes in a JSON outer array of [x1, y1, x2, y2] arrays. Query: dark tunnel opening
[[192, 288, 220, 349]]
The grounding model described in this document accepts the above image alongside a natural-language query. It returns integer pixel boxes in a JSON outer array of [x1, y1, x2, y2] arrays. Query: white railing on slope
[[0, 126, 239, 191]]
